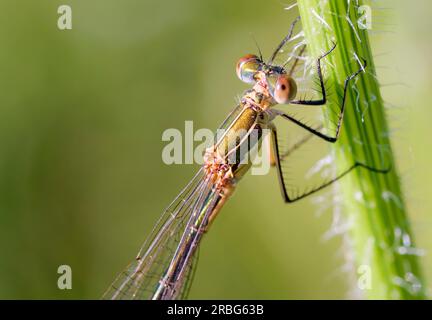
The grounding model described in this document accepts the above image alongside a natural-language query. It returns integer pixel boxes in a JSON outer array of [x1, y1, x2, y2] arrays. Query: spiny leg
[[268, 42, 310, 166], [269, 125, 321, 167], [273, 43, 336, 146], [279, 56, 367, 143], [269, 124, 290, 201], [269, 124, 390, 203], [287, 44, 307, 77], [269, 42, 310, 167], [290, 42, 337, 106], [268, 16, 301, 64]]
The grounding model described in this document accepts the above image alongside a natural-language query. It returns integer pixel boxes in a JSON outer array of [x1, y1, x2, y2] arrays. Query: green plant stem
[[297, 0, 425, 299]]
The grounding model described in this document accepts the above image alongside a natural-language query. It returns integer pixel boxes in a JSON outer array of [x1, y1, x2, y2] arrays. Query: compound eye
[[268, 74, 297, 104], [236, 54, 261, 84]]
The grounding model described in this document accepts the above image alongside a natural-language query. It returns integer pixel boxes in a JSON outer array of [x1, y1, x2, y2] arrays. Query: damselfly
[[103, 17, 387, 300]]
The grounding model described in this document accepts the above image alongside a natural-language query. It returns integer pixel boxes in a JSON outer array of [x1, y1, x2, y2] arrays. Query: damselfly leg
[[269, 31, 390, 202]]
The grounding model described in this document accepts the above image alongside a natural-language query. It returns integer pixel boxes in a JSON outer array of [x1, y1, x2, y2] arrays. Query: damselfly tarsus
[[103, 17, 388, 300]]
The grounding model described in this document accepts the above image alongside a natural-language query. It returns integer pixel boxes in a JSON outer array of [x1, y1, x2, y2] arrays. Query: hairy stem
[[297, 0, 425, 299]]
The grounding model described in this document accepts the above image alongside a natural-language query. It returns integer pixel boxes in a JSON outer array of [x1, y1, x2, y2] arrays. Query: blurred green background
[[0, 0, 430, 299]]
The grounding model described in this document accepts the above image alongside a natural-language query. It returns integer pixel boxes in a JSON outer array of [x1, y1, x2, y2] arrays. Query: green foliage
[[297, 0, 425, 299]]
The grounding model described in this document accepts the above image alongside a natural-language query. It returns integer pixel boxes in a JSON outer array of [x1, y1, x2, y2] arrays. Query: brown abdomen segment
[[216, 106, 262, 168]]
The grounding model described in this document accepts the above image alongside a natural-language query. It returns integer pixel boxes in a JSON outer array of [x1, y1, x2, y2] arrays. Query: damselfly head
[[236, 54, 297, 104]]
